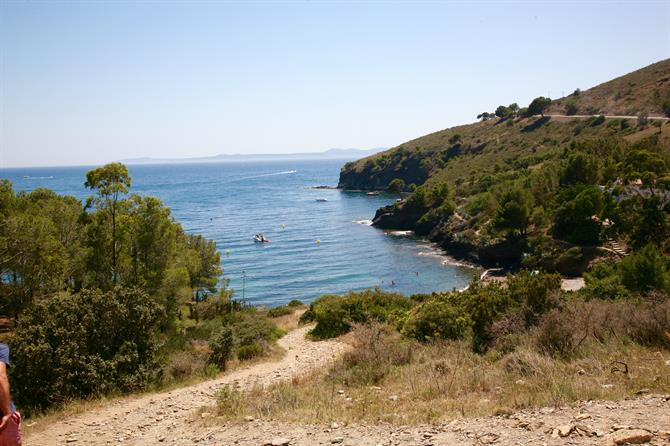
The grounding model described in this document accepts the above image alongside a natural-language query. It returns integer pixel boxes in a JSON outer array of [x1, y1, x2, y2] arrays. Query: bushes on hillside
[[11, 287, 164, 413], [302, 288, 415, 339], [403, 292, 471, 342], [585, 244, 670, 297]]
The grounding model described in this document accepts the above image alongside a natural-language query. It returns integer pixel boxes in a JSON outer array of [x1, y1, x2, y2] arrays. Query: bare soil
[[25, 325, 670, 446]]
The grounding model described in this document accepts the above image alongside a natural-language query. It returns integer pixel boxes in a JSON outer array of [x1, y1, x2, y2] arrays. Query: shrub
[[403, 292, 471, 341], [464, 281, 514, 353], [331, 323, 413, 386], [589, 115, 606, 126], [508, 271, 562, 325], [267, 305, 293, 318], [619, 244, 670, 293], [232, 312, 284, 349], [209, 326, 234, 370], [534, 309, 576, 358], [236, 342, 263, 360], [564, 100, 578, 116], [164, 350, 207, 382], [287, 299, 303, 307], [11, 287, 165, 413], [306, 289, 415, 339]]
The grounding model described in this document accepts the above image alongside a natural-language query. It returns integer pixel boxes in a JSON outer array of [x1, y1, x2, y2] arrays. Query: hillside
[[549, 58, 670, 117], [338, 59, 670, 271]]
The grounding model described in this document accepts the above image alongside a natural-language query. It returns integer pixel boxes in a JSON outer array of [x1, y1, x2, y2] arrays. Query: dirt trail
[[25, 325, 349, 446], [26, 325, 670, 446]]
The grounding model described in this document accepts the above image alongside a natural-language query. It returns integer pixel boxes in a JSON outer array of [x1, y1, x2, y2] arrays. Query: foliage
[[11, 287, 164, 413], [403, 292, 471, 341], [493, 188, 533, 237], [304, 288, 415, 339], [388, 178, 405, 193], [619, 244, 670, 293], [208, 326, 234, 370], [527, 96, 551, 117]]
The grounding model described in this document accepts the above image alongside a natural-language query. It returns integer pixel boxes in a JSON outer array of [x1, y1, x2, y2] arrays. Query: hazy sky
[[1, 1, 669, 168]]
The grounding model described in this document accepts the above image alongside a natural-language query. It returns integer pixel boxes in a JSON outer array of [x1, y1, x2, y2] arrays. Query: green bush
[[11, 287, 165, 413], [508, 271, 562, 325], [267, 305, 293, 318], [236, 342, 263, 360], [619, 244, 670, 293], [232, 312, 284, 347], [209, 326, 234, 370], [287, 299, 303, 307], [464, 281, 514, 353], [403, 292, 471, 341], [306, 289, 415, 339]]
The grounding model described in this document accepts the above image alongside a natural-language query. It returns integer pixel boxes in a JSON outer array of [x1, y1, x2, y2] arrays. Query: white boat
[[253, 235, 271, 243], [316, 198, 328, 202]]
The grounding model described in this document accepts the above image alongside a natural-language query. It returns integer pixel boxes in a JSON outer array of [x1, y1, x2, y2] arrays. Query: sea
[[0, 160, 479, 307]]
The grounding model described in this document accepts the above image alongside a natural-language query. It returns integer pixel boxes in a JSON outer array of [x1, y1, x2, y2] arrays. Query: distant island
[[119, 147, 386, 165]]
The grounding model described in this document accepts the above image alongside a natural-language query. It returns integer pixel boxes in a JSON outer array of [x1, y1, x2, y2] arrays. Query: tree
[[527, 96, 552, 117], [495, 105, 511, 119], [493, 188, 533, 237], [560, 152, 600, 186], [477, 112, 494, 121], [85, 163, 132, 284], [552, 185, 605, 245], [183, 233, 222, 301], [388, 178, 405, 194]]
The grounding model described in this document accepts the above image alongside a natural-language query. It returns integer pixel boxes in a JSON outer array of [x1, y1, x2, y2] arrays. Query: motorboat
[[253, 234, 270, 243], [366, 191, 380, 196], [316, 198, 328, 202]]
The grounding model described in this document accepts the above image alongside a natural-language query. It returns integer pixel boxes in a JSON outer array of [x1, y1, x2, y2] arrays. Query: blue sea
[[0, 160, 478, 306]]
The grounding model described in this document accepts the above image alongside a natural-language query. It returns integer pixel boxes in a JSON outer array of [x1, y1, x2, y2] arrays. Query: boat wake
[[353, 219, 373, 226], [236, 170, 297, 181]]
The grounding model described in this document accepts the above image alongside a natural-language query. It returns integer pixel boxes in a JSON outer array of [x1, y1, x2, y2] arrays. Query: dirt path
[[26, 325, 670, 446], [25, 325, 349, 446]]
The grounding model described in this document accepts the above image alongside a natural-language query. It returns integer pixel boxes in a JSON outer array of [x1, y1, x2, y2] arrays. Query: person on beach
[[0, 343, 21, 446]]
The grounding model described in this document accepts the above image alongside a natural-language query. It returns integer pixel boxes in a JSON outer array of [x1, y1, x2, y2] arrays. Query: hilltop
[[338, 59, 670, 271]]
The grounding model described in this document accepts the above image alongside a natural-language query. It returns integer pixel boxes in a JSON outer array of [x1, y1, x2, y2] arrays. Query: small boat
[[253, 234, 271, 243], [366, 191, 380, 196], [316, 198, 328, 202]]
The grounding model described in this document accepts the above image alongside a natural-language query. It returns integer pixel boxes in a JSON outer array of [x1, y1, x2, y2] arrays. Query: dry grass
[[268, 307, 307, 332], [216, 323, 670, 425]]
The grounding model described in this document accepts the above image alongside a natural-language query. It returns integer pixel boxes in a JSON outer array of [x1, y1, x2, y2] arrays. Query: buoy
[[315, 239, 321, 244], [226, 249, 231, 257], [280, 224, 286, 230]]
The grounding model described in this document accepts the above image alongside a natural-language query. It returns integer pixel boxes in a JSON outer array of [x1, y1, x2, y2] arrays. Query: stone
[[200, 412, 211, 419], [331, 437, 344, 444], [330, 422, 340, 429], [557, 424, 574, 437], [388, 395, 398, 401], [264, 437, 290, 446], [244, 415, 254, 422], [605, 429, 653, 445]]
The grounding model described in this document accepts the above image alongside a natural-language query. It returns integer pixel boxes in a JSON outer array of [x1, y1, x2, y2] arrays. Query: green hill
[[338, 59, 670, 272]]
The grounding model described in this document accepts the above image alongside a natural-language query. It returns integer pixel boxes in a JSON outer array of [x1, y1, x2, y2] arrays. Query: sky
[[1, 1, 669, 168]]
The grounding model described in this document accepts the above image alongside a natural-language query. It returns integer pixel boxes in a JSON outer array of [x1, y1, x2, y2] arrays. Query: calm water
[[1, 160, 478, 306]]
